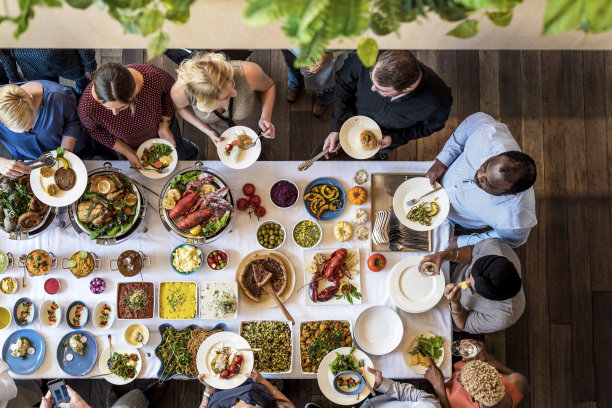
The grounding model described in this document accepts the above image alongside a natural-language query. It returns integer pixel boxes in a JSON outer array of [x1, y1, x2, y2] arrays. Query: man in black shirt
[[323, 50, 452, 158]]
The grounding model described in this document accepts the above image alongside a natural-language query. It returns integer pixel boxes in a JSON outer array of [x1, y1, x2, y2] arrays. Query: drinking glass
[[450, 340, 479, 358]]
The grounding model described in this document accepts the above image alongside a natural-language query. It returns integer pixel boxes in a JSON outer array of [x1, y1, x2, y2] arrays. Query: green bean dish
[[241, 321, 292, 373], [406, 201, 439, 226]]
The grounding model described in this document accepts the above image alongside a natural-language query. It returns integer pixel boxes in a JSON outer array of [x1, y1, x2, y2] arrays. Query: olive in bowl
[[206, 250, 228, 270], [256, 221, 286, 250]]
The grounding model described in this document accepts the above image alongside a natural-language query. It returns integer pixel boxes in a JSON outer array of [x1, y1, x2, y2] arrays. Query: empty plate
[[388, 256, 445, 313], [354, 306, 403, 355]]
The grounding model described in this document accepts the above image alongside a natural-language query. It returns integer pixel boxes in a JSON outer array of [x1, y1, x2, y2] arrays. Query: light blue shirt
[[437, 113, 536, 247]]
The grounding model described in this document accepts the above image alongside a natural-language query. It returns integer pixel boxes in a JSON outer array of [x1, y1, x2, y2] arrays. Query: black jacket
[[331, 52, 453, 148]]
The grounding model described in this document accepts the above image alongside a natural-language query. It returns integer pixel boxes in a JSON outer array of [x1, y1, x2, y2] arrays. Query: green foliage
[[147, 30, 169, 61], [543, 0, 612, 35], [447, 18, 479, 38], [486, 10, 513, 27], [357, 38, 379, 67]]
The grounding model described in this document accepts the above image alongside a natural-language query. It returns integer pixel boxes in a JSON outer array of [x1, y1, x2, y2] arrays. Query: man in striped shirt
[[427, 112, 537, 248]]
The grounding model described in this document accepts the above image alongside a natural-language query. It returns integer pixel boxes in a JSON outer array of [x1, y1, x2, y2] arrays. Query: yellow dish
[[159, 282, 197, 319], [125, 323, 149, 347]]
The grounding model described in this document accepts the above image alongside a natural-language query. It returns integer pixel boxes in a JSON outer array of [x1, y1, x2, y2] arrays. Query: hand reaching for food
[[367, 367, 383, 389]]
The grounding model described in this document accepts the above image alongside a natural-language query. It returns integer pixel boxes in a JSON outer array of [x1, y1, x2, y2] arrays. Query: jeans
[[170, 118, 199, 160], [280, 50, 334, 104], [111, 389, 149, 408]]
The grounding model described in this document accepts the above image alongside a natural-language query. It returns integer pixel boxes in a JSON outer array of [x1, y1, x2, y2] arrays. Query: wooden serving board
[[371, 173, 432, 252]]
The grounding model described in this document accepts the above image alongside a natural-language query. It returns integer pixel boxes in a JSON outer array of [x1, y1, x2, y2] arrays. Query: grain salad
[[240, 321, 292, 373]]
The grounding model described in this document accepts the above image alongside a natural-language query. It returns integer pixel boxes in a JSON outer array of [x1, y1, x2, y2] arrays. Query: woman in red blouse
[[78, 62, 198, 168]]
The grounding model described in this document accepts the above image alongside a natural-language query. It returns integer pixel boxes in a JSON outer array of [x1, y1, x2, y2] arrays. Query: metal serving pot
[[158, 162, 234, 245], [68, 162, 147, 245]]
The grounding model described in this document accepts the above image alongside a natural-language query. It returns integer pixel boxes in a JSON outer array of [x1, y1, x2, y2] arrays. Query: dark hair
[[497, 151, 537, 194], [373, 50, 421, 91], [92, 62, 136, 112]]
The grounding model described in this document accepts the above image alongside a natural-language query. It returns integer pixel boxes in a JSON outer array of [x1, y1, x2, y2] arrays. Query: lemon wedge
[[58, 157, 70, 169], [189, 225, 202, 235], [97, 180, 111, 194]]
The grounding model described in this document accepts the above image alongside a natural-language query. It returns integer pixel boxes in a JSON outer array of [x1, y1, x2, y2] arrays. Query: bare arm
[[171, 82, 220, 143], [243, 61, 276, 138]]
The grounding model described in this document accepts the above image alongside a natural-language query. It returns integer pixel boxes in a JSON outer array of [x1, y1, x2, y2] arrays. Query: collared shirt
[[0, 81, 88, 159], [451, 239, 525, 334], [331, 52, 452, 148], [437, 113, 537, 247], [360, 378, 441, 408], [0, 49, 97, 83]]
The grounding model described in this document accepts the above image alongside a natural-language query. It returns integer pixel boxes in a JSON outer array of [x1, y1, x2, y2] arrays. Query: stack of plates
[[387, 256, 445, 313]]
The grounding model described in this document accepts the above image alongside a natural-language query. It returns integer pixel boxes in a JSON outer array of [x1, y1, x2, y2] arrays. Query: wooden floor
[[30, 49, 612, 408]]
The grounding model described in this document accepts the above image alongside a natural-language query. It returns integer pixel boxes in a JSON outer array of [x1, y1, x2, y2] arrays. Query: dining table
[[0, 160, 452, 381]]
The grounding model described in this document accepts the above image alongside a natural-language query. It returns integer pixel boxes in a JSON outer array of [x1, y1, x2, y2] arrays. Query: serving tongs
[[298, 149, 329, 172], [23, 152, 56, 169], [130, 166, 165, 174], [158, 349, 177, 383]]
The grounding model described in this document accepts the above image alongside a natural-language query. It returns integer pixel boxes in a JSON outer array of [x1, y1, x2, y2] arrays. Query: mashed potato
[[159, 155, 173, 166], [172, 245, 202, 273]]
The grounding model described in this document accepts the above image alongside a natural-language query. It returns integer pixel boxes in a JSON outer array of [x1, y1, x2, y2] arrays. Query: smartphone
[[47, 379, 70, 406]]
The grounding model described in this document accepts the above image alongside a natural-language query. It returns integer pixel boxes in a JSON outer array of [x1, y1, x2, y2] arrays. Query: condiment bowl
[[14, 297, 36, 327], [333, 370, 365, 395], [292, 220, 323, 249], [0, 306, 12, 330], [66, 301, 89, 329], [125, 323, 150, 348], [256, 220, 286, 250], [206, 250, 229, 271], [170, 244, 203, 275], [269, 179, 300, 209], [39, 300, 61, 328], [0, 276, 17, 294]]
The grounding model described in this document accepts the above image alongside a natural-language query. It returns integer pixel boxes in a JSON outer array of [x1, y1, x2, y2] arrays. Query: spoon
[[137, 333, 151, 357]]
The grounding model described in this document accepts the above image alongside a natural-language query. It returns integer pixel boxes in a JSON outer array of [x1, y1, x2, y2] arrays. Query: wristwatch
[[203, 390, 212, 399], [448, 302, 464, 315]]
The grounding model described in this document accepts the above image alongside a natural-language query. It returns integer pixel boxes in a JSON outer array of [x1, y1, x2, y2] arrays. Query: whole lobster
[[177, 209, 212, 230], [309, 248, 351, 302]]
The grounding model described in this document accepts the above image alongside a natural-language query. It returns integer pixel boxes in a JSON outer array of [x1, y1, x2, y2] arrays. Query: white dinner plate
[[354, 306, 403, 355], [98, 345, 142, 385], [387, 256, 445, 313], [196, 331, 253, 389], [217, 126, 261, 169], [339, 116, 382, 159], [392, 177, 449, 231], [316, 347, 375, 405], [30, 150, 87, 207], [135, 138, 178, 179], [402, 331, 445, 375]]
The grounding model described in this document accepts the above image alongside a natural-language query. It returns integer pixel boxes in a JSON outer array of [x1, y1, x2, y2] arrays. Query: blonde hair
[[461, 360, 506, 406], [177, 52, 234, 112], [0, 85, 35, 132]]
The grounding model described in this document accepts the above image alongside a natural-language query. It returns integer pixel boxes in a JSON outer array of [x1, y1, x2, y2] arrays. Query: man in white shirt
[[427, 112, 537, 248]]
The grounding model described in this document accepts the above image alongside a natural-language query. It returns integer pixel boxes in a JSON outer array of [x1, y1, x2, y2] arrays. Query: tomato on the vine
[[237, 198, 249, 211], [220, 369, 230, 378]]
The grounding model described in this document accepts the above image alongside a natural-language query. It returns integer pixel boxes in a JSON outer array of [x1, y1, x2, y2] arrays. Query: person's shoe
[[106, 385, 121, 408], [305, 403, 322, 408], [373, 152, 389, 160], [286, 88, 302, 103], [143, 381, 168, 404], [312, 102, 331, 118]]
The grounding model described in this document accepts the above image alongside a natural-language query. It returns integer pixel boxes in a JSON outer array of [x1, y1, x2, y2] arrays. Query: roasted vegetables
[[304, 184, 343, 220]]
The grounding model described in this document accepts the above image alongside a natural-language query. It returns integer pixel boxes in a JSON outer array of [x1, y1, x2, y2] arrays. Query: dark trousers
[[170, 118, 199, 160], [19, 67, 90, 95]]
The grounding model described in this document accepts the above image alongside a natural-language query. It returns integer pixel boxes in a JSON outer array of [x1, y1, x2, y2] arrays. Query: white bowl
[[269, 179, 300, 209], [93, 301, 115, 330], [124, 323, 150, 348], [256, 220, 286, 250], [39, 300, 61, 329], [0, 306, 12, 330], [292, 220, 323, 249]]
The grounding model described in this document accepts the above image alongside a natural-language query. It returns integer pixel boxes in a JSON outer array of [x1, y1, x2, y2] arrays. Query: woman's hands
[[424, 358, 446, 391], [124, 149, 143, 169], [198, 373, 218, 395], [259, 118, 275, 139], [245, 367, 264, 383], [0, 158, 31, 178], [367, 367, 383, 389], [158, 122, 176, 147], [41, 385, 92, 408]]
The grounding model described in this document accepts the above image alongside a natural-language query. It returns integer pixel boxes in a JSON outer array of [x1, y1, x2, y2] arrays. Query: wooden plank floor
[[33, 49, 612, 408]]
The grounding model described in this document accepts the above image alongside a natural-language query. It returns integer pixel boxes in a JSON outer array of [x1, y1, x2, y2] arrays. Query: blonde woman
[[425, 340, 529, 408], [0, 81, 91, 177], [171, 53, 276, 143]]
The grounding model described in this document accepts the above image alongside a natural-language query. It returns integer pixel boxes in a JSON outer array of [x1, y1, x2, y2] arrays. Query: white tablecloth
[[0, 160, 451, 380]]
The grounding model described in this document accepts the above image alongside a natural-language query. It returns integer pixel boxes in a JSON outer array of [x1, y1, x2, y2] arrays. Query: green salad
[[329, 347, 358, 375], [107, 351, 139, 379], [409, 335, 444, 360]]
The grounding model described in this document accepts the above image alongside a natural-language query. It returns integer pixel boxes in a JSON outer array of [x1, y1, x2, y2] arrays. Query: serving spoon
[[137, 333, 151, 357]]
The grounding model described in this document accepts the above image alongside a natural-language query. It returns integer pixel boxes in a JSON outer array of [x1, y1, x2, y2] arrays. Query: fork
[[358, 359, 376, 397], [406, 185, 443, 206], [298, 149, 329, 171], [243, 133, 264, 150]]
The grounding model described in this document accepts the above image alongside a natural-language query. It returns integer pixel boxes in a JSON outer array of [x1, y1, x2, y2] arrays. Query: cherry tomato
[[248, 194, 261, 206], [236, 198, 249, 212], [367, 253, 386, 272], [154, 161, 164, 168], [242, 183, 256, 196], [233, 354, 243, 364], [229, 364, 239, 374], [225, 143, 233, 152], [254, 205, 266, 219], [220, 369, 229, 378]]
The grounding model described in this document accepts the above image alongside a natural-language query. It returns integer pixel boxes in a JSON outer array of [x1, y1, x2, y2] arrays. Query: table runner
[[0, 160, 451, 380]]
